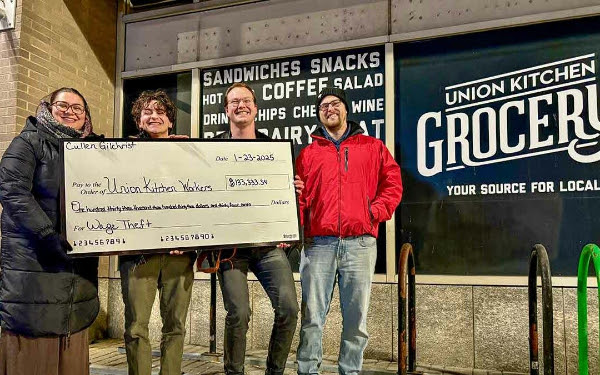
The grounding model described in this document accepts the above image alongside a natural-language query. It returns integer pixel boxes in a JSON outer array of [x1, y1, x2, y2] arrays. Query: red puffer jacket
[[296, 122, 402, 238]]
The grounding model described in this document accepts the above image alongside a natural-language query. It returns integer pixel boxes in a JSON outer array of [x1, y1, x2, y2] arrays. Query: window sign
[[201, 46, 386, 155], [396, 18, 600, 276]]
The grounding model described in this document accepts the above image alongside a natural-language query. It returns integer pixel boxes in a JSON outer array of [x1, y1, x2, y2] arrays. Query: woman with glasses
[[0, 87, 101, 375]]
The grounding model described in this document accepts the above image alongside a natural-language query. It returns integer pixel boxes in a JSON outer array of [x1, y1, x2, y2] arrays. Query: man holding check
[[119, 90, 196, 375], [213, 82, 299, 375]]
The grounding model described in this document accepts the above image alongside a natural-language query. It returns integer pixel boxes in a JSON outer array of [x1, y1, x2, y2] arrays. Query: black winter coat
[[0, 116, 99, 337]]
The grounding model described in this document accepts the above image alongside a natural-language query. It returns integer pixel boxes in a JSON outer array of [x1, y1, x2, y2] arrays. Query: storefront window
[[122, 72, 192, 137], [395, 17, 600, 276], [200, 46, 388, 273]]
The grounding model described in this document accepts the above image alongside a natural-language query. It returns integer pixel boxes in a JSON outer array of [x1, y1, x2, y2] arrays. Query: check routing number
[[60, 139, 300, 256]]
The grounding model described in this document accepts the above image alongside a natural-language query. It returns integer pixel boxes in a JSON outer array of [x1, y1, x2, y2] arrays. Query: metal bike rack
[[577, 243, 600, 375], [528, 244, 554, 375], [398, 243, 419, 375], [197, 252, 221, 357], [209, 272, 218, 354]]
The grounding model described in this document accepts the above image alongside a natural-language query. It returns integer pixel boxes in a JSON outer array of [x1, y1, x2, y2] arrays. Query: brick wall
[[0, 0, 21, 154], [16, 0, 117, 137], [1, 0, 117, 153]]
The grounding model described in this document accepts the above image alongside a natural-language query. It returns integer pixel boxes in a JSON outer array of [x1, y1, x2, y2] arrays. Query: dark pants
[[218, 247, 298, 375]]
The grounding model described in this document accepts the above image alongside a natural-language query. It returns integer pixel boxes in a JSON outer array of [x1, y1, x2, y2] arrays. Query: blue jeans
[[297, 236, 377, 375], [218, 247, 298, 375]]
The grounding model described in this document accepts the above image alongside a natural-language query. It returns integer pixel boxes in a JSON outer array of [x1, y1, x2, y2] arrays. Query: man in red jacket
[[295, 87, 402, 375]]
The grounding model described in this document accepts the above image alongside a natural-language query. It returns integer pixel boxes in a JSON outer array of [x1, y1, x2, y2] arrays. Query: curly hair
[[131, 89, 176, 128]]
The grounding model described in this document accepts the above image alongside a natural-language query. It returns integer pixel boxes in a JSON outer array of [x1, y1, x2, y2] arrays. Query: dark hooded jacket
[[0, 116, 99, 337]]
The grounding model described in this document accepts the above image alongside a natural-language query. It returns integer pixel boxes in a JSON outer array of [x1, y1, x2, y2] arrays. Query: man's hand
[[293, 175, 304, 195], [169, 250, 185, 255], [168, 134, 190, 139], [277, 243, 291, 248]]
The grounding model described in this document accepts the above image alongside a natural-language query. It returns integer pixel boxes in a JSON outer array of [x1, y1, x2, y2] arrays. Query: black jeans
[[218, 247, 298, 375]]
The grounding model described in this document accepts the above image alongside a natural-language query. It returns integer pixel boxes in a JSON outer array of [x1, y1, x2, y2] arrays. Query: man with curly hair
[[119, 89, 196, 375]]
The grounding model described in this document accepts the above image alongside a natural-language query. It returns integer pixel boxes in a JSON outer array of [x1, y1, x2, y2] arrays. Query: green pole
[[577, 243, 600, 375]]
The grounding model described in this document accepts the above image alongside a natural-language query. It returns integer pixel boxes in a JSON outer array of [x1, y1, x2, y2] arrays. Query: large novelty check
[[60, 139, 300, 256]]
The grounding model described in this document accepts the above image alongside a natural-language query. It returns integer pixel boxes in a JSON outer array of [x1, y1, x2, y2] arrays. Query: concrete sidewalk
[[89, 339, 399, 375], [90, 339, 527, 375]]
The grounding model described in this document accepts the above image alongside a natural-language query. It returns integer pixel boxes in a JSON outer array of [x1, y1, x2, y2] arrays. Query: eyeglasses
[[319, 99, 342, 112], [227, 98, 254, 108], [51, 101, 85, 116]]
